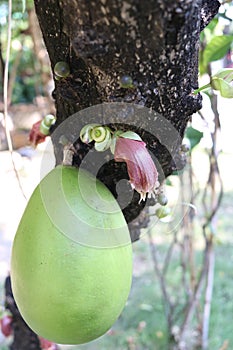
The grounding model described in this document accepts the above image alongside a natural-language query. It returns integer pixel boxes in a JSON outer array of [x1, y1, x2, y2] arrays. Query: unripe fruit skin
[[11, 166, 132, 345]]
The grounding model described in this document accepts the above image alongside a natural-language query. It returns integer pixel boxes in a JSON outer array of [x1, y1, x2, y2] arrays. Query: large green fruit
[[11, 165, 132, 345]]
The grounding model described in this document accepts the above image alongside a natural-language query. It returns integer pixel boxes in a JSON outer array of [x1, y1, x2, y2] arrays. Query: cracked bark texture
[[33, 0, 220, 239]]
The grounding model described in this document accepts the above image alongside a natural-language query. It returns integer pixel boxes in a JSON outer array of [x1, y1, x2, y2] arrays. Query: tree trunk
[[33, 0, 219, 239]]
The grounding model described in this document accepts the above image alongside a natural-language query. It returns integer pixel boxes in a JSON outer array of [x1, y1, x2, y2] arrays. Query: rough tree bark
[[6, 1, 220, 350], [33, 0, 219, 231]]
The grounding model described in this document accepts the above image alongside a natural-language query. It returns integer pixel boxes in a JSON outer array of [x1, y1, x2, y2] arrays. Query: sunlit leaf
[[210, 68, 233, 98], [80, 124, 99, 143], [205, 18, 218, 32], [185, 127, 203, 149], [211, 77, 233, 98], [120, 131, 142, 141], [203, 35, 233, 67]]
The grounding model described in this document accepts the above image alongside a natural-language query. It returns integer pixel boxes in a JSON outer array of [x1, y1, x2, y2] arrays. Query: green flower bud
[[157, 193, 168, 206], [54, 61, 70, 78], [155, 207, 171, 219], [39, 114, 56, 135], [119, 75, 134, 88]]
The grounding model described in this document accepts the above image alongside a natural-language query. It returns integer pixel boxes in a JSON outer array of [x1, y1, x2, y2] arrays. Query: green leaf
[[211, 77, 233, 98], [213, 68, 233, 81], [94, 128, 112, 151], [199, 55, 207, 75], [210, 69, 233, 98], [205, 17, 219, 32], [203, 35, 233, 67], [165, 178, 172, 186], [80, 124, 99, 143], [120, 131, 142, 141], [94, 136, 112, 152], [185, 127, 203, 150]]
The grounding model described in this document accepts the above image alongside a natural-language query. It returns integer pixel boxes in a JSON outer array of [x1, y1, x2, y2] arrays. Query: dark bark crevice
[[4, 276, 42, 350]]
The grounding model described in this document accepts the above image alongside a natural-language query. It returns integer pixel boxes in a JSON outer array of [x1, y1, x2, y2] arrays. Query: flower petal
[[29, 121, 47, 147], [114, 137, 159, 201]]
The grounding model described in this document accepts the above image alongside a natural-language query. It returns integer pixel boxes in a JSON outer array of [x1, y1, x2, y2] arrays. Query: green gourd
[[11, 165, 132, 345]]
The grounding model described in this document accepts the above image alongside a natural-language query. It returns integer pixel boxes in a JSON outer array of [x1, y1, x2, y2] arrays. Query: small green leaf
[[80, 124, 99, 143], [109, 131, 124, 154], [109, 135, 116, 154], [185, 127, 203, 150], [213, 68, 233, 81], [94, 136, 112, 152], [210, 68, 233, 98], [91, 126, 109, 143], [165, 178, 173, 186], [211, 77, 233, 98], [120, 131, 142, 141], [205, 17, 218, 32], [203, 35, 233, 68], [155, 207, 171, 219], [94, 128, 112, 151]]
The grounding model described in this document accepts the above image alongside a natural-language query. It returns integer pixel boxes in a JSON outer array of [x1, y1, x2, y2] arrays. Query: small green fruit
[[119, 75, 134, 88], [155, 206, 171, 219], [11, 166, 132, 345], [157, 193, 168, 206]]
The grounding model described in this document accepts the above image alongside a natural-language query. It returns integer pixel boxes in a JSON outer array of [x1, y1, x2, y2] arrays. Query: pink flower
[[114, 137, 159, 202], [29, 120, 46, 147], [39, 337, 58, 350], [29, 115, 56, 147], [0, 315, 13, 337]]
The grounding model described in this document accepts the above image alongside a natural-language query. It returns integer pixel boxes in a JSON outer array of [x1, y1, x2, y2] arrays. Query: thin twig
[[201, 89, 223, 349], [3, 0, 27, 201], [178, 239, 209, 346], [0, 40, 5, 87], [202, 237, 215, 349], [148, 229, 173, 331], [7, 42, 23, 103], [3, 0, 13, 151], [162, 233, 177, 275]]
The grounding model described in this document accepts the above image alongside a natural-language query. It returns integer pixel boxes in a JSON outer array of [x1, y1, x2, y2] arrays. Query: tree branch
[[148, 229, 173, 331]]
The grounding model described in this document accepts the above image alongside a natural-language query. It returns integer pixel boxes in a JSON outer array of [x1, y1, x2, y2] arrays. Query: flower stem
[[193, 83, 211, 94]]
